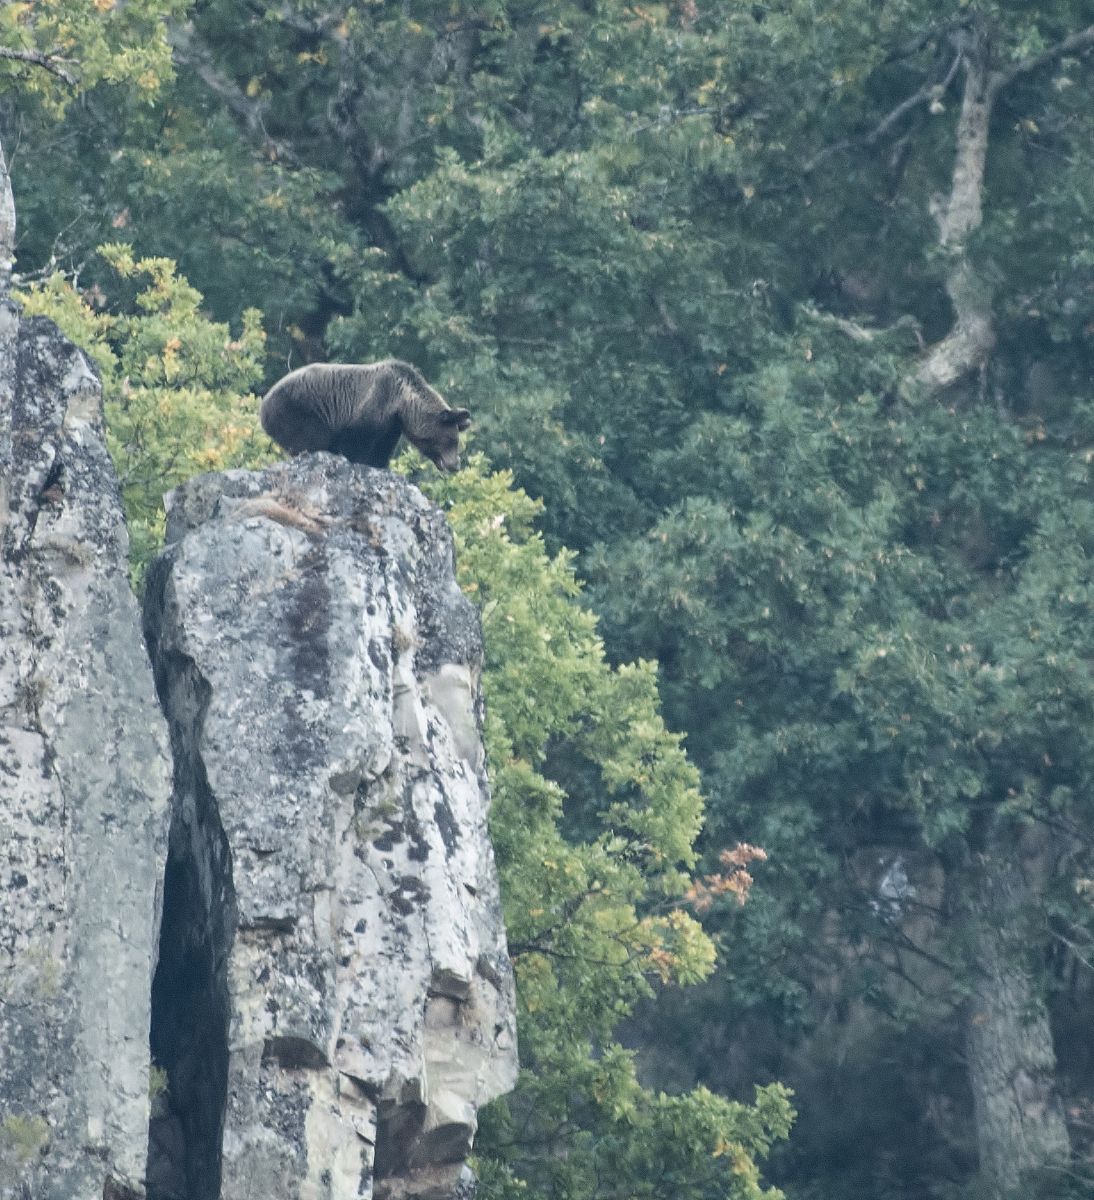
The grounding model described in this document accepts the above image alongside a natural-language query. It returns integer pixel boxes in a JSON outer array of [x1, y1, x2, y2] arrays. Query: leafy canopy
[[0, 0, 184, 112], [19, 246, 270, 575]]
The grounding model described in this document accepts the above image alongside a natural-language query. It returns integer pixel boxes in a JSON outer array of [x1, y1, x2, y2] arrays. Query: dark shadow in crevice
[[143, 555, 238, 1200]]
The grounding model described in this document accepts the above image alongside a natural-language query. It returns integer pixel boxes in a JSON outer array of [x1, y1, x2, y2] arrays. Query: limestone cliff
[[143, 461, 518, 1200], [0, 303, 517, 1198], [0, 306, 172, 1200]]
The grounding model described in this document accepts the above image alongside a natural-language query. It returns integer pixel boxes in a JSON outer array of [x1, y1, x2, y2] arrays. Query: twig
[[1049, 928, 1094, 976], [870, 53, 962, 145], [168, 22, 300, 165]]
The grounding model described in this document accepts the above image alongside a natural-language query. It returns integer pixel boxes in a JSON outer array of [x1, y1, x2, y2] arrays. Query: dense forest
[[4, 2, 1094, 1198]]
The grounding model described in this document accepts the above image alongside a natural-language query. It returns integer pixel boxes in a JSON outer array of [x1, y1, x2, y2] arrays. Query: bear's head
[[421, 407, 471, 472]]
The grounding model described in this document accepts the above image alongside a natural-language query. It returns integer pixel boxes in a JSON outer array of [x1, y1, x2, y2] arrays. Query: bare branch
[[0, 45, 77, 87], [242, 0, 347, 40], [804, 53, 961, 174], [869, 53, 962, 146], [903, 21, 1094, 400], [802, 304, 921, 345], [990, 23, 1094, 96], [1048, 928, 1094, 977], [168, 22, 300, 165]]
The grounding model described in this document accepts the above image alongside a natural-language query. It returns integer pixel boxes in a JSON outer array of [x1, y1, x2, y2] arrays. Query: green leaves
[[12, 0, 1094, 1192], [19, 247, 270, 577], [0, 0, 184, 111], [421, 457, 790, 1198]]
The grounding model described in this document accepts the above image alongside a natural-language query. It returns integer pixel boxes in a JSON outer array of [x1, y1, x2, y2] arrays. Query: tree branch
[[241, 0, 347, 40], [803, 53, 961, 174], [990, 23, 1094, 96], [168, 22, 300, 165], [908, 23, 1094, 399], [870, 53, 962, 146], [0, 45, 77, 87]]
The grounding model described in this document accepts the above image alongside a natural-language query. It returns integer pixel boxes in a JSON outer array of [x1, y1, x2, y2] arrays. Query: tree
[[0, 0, 183, 104], [0, 0, 190, 332], [19, 246, 269, 577], [334, 6, 1094, 1194]]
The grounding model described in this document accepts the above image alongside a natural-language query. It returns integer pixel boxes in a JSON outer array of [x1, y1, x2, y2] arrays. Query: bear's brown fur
[[260, 360, 471, 472]]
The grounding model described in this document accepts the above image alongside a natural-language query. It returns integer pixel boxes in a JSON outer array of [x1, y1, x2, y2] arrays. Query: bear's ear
[[443, 408, 472, 431]]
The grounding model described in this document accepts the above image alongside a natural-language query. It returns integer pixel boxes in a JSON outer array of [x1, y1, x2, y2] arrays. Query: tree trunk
[[911, 32, 997, 396], [909, 22, 1094, 399], [964, 848, 1070, 1197]]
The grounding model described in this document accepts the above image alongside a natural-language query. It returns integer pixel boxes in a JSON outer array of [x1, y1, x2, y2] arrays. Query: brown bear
[[260, 359, 471, 472]]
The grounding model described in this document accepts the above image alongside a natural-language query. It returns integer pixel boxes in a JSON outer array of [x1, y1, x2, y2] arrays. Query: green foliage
[[148, 1064, 169, 1100], [18, 246, 271, 576], [17, 227, 791, 1193], [421, 456, 792, 1199], [0, 0, 184, 112]]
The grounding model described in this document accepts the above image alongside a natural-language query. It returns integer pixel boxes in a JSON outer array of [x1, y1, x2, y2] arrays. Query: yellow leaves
[[245, 77, 262, 97], [646, 945, 676, 984], [22, 246, 268, 583], [4, 0, 176, 112], [161, 335, 182, 382], [639, 909, 717, 985]]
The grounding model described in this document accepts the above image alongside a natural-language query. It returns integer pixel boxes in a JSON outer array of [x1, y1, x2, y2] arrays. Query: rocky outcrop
[[0, 305, 172, 1200], [0, 240, 515, 1198], [142, 458, 518, 1200]]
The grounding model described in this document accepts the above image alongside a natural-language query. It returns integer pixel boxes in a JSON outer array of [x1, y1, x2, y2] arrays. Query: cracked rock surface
[[143, 457, 518, 1200], [0, 306, 172, 1200]]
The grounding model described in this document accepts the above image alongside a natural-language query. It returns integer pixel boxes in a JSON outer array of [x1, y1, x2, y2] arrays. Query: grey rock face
[[0, 308, 172, 1199], [143, 458, 517, 1200]]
